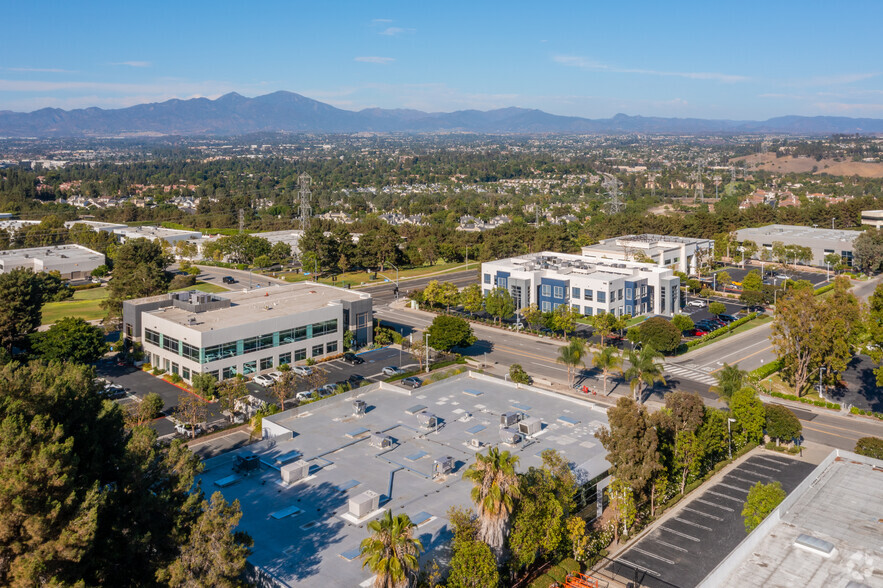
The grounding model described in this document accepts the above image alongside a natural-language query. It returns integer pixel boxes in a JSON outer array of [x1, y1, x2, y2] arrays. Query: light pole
[[424, 332, 430, 374], [727, 418, 736, 460], [388, 263, 400, 298], [818, 366, 826, 400], [832, 217, 836, 230]]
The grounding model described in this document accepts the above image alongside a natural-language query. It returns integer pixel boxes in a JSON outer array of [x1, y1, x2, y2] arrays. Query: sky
[[2, 0, 883, 120]]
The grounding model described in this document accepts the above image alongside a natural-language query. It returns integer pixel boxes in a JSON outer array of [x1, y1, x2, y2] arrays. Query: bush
[[168, 274, 197, 290], [685, 313, 758, 349], [71, 282, 103, 291], [749, 359, 783, 380], [529, 573, 556, 588], [168, 373, 182, 384], [547, 565, 568, 584], [854, 436, 883, 459], [509, 363, 532, 384], [814, 283, 835, 296], [558, 558, 581, 574]]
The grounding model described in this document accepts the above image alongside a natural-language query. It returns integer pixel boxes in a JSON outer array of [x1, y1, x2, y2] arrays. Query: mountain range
[[2, 91, 883, 137]]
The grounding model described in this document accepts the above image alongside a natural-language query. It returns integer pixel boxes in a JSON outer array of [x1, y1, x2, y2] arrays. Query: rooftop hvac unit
[[416, 412, 438, 428], [234, 453, 260, 473], [349, 490, 380, 518], [469, 438, 482, 449], [518, 417, 542, 436], [280, 459, 310, 484], [500, 428, 522, 445], [500, 411, 523, 427], [352, 399, 367, 416], [434, 456, 454, 475], [369, 433, 393, 449]]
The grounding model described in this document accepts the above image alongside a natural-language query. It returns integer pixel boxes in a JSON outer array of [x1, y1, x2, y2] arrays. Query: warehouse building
[[734, 224, 861, 267], [582, 234, 714, 275], [0, 244, 104, 280], [482, 251, 681, 317], [111, 225, 203, 245], [123, 283, 372, 383]]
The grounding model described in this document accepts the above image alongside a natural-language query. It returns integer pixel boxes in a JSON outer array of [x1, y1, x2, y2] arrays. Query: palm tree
[[556, 338, 586, 386], [592, 344, 623, 395], [463, 447, 521, 555], [624, 345, 666, 403], [360, 511, 423, 588], [709, 363, 746, 405]]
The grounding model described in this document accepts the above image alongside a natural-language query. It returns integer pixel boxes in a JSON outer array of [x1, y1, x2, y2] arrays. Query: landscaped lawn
[[172, 281, 229, 293], [42, 287, 109, 325]]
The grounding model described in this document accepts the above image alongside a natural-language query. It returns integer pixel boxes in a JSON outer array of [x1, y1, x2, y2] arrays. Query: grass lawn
[[171, 281, 229, 293], [275, 261, 480, 288]]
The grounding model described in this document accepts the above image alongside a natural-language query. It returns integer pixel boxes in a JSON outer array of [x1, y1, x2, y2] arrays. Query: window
[[541, 301, 551, 312], [182, 366, 191, 380], [294, 348, 307, 361], [125, 324, 133, 337], [145, 329, 160, 347], [204, 342, 237, 363], [279, 328, 295, 344], [553, 286, 564, 299], [207, 370, 219, 381], [260, 357, 273, 371], [498, 277, 508, 289], [584, 289, 593, 301], [542, 284, 551, 297], [312, 344, 324, 357], [171, 362, 179, 376], [626, 288, 633, 299], [279, 352, 292, 366], [597, 291, 606, 303], [326, 341, 338, 353], [617, 288, 623, 301], [163, 335, 180, 354], [572, 304, 580, 314], [484, 273, 491, 284], [243, 361, 256, 375], [572, 286, 580, 299], [584, 307, 593, 316], [222, 366, 236, 380], [182, 342, 200, 362], [312, 319, 338, 337]]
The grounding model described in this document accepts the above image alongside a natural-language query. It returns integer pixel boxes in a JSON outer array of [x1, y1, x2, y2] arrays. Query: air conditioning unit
[[500, 411, 522, 427], [416, 412, 438, 429], [469, 438, 482, 449], [349, 490, 380, 518], [500, 428, 522, 445], [352, 399, 367, 416], [369, 433, 393, 449], [280, 459, 310, 484], [518, 417, 542, 436], [434, 456, 454, 475]]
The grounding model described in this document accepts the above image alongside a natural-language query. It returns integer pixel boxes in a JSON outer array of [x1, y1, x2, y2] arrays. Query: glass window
[[312, 344, 324, 357], [260, 357, 273, 371], [182, 366, 191, 380], [618, 288, 623, 301], [498, 277, 507, 289], [311, 319, 338, 337], [279, 328, 295, 344], [295, 326, 308, 341], [571, 305, 580, 314], [260, 333, 274, 350], [327, 341, 338, 353], [222, 366, 236, 380], [542, 284, 551, 297], [242, 336, 258, 354], [163, 335, 180, 354], [243, 361, 256, 375], [294, 348, 307, 361], [182, 342, 199, 362], [279, 352, 292, 366], [204, 342, 237, 363], [585, 306, 593, 316], [145, 329, 160, 346], [597, 291, 606, 303], [553, 286, 564, 299], [572, 287, 580, 299], [171, 362, 179, 376], [207, 370, 219, 381], [584, 289, 593, 301], [541, 301, 551, 312], [626, 288, 633, 299], [484, 273, 491, 284]]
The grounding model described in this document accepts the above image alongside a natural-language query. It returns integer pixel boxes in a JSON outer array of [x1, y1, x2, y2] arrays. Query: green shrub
[[71, 282, 102, 291], [168, 373, 182, 384], [529, 573, 556, 588], [814, 283, 835, 295], [750, 359, 783, 379], [558, 558, 581, 574], [546, 566, 567, 584], [685, 313, 758, 348]]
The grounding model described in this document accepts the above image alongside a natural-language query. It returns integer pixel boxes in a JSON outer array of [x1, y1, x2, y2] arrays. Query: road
[[361, 268, 478, 306], [193, 264, 287, 290]]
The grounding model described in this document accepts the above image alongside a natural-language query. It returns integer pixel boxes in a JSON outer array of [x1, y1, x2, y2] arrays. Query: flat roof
[[64, 220, 127, 231], [0, 243, 103, 265], [735, 224, 861, 244], [147, 282, 368, 331], [198, 373, 610, 587], [703, 451, 883, 587], [112, 225, 202, 239], [604, 234, 712, 245], [485, 251, 672, 278]]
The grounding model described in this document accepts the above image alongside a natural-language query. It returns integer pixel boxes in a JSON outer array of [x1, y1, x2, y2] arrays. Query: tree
[[426, 315, 476, 352], [595, 397, 662, 498], [32, 317, 108, 363], [730, 387, 765, 448], [551, 303, 578, 336], [269, 370, 298, 411], [764, 404, 802, 446], [217, 377, 248, 421], [423, 280, 459, 312], [410, 337, 427, 372], [868, 284, 883, 386], [671, 313, 694, 333], [739, 240, 758, 266], [590, 312, 628, 347], [446, 508, 499, 588], [463, 447, 521, 555], [815, 277, 862, 385], [709, 363, 746, 405], [605, 478, 637, 542], [159, 492, 252, 587], [509, 363, 531, 384], [824, 252, 842, 273], [717, 271, 732, 290], [521, 303, 543, 329], [460, 283, 484, 314], [484, 287, 514, 325], [741, 269, 763, 292], [631, 317, 682, 353], [853, 227, 883, 274], [359, 510, 422, 588], [175, 393, 208, 439], [854, 436, 883, 460], [708, 301, 727, 317], [592, 344, 622, 395], [673, 430, 704, 493], [191, 372, 218, 399], [624, 345, 666, 403], [0, 268, 52, 350], [770, 287, 819, 396], [104, 238, 170, 320], [556, 338, 586, 386], [742, 482, 785, 533], [129, 392, 164, 427]]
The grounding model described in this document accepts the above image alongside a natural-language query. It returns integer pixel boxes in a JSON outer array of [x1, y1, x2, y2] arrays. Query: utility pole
[[602, 174, 624, 214], [238, 208, 244, 234], [299, 173, 312, 231]]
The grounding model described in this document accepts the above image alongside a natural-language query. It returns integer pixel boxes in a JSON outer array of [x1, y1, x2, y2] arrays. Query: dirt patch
[[733, 153, 883, 177]]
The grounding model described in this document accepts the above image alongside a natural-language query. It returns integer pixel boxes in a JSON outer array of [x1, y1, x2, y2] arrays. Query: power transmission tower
[[693, 160, 704, 202], [298, 173, 312, 231], [713, 175, 722, 199], [730, 164, 736, 183], [602, 174, 624, 214], [238, 208, 244, 234], [648, 173, 658, 199]]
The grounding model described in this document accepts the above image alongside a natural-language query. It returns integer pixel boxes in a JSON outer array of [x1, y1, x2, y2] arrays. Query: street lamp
[[424, 332, 430, 374], [832, 217, 836, 230], [727, 418, 736, 460], [818, 366, 827, 400]]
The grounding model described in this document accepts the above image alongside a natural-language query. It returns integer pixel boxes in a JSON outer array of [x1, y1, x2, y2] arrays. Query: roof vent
[[417, 412, 438, 429], [352, 399, 367, 416], [794, 534, 835, 557], [369, 433, 393, 449], [433, 456, 454, 476]]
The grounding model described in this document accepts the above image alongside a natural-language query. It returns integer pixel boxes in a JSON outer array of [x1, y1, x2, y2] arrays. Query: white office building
[[481, 252, 681, 318], [581, 234, 714, 275], [734, 224, 861, 267], [0, 244, 105, 280], [123, 283, 372, 383], [112, 225, 203, 245]]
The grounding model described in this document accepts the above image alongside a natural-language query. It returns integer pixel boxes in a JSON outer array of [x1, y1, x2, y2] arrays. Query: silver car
[[292, 365, 313, 377]]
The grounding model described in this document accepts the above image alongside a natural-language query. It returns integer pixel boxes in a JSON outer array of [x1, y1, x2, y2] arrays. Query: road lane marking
[[716, 482, 750, 493], [747, 461, 780, 471], [729, 474, 761, 485], [699, 336, 772, 367], [708, 345, 774, 373], [740, 468, 774, 480], [802, 424, 856, 441], [617, 558, 661, 577], [705, 490, 744, 502], [659, 527, 700, 542]]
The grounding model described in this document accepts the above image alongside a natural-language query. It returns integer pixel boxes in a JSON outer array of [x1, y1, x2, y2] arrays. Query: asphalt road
[[362, 268, 478, 306], [193, 264, 287, 290]]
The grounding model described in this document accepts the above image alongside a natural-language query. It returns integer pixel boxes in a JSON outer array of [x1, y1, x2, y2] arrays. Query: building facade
[[581, 234, 714, 275], [481, 252, 681, 318], [123, 283, 372, 383], [860, 210, 883, 230], [0, 244, 104, 280], [734, 224, 861, 267]]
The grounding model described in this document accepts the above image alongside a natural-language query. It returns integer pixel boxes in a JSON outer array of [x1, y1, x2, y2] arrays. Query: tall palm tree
[[360, 511, 423, 588], [463, 447, 521, 555], [556, 338, 586, 386], [709, 363, 746, 405], [592, 344, 623, 395], [624, 345, 666, 403]]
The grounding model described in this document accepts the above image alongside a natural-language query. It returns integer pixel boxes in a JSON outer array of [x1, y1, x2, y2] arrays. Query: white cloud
[[110, 61, 152, 68], [553, 55, 749, 83], [371, 18, 393, 24], [379, 26, 414, 36], [354, 56, 395, 65]]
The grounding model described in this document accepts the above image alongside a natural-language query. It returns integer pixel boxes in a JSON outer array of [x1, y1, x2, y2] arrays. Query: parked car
[[718, 314, 738, 323], [222, 276, 236, 284], [175, 423, 202, 436], [401, 376, 422, 389], [296, 390, 316, 402], [292, 365, 313, 376], [696, 321, 720, 331], [342, 352, 364, 365], [253, 374, 275, 387], [267, 371, 284, 382], [347, 374, 366, 385], [686, 299, 707, 308], [101, 383, 126, 399], [690, 328, 710, 337], [318, 384, 337, 397], [381, 366, 405, 376]]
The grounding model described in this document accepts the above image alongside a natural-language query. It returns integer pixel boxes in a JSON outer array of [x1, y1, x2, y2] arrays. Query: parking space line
[[728, 474, 761, 485], [694, 498, 734, 512], [654, 539, 688, 553], [740, 468, 774, 480], [706, 490, 744, 502], [748, 461, 782, 471], [659, 527, 699, 542], [753, 456, 789, 467], [616, 558, 661, 577], [630, 547, 675, 565], [673, 516, 712, 531], [716, 482, 749, 493], [683, 507, 723, 521]]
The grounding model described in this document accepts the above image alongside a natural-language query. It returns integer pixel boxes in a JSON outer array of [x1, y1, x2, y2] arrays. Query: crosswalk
[[663, 363, 718, 386]]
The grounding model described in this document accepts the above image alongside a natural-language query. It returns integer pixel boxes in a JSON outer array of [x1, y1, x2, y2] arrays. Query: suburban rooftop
[[488, 251, 670, 277], [736, 223, 862, 244]]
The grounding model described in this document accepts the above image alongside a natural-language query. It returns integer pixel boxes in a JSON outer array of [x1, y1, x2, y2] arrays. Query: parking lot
[[680, 296, 747, 326], [609, 453, 816, 588], [717, 266, 829, 288]]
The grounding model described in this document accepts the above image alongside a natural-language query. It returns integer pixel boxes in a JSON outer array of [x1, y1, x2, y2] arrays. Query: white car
[[292, 365, 313, 377], [296, 390, 316, 402], [686, 299, 707, 308], [381, 366, 405, 376], [253, 374, 275, 387], [175, 423, 202, 436], [267, 371, 284, 382]]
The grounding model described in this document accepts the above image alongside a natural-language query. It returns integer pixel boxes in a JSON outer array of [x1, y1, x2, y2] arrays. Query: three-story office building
[[481, 252, 680, 317], [123, 283, 372, 383]]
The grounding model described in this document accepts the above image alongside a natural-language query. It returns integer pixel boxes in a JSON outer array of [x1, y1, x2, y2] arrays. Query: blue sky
[[2, 0, 882, 119]]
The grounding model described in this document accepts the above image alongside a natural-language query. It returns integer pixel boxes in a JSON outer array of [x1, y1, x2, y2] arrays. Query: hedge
[[558, 558, 581, 574], [850, 406, 883, 420], [71, 282, 102, 291], [767, 390, 841, 410], [547, 566, 568, 584], [529, 573, 556, 588], [685, 312, 758, 349], [814, 283, 835, 296], [765, 442, 801, 454], [749, 359, 783, 380]]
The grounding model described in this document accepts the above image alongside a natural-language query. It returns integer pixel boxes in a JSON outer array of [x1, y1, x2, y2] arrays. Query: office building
[[481, 251, 681, 317], [112, 225, 203, 245], [0, 244, 104, 280], [861, 210, 883, 230], [734, 224, 861, 266], [581, 234, 714, 275], [123, 283, 372, 383]]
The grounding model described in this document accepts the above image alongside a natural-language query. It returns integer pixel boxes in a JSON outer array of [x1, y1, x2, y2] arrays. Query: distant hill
[[2, 91, 883, 137]]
